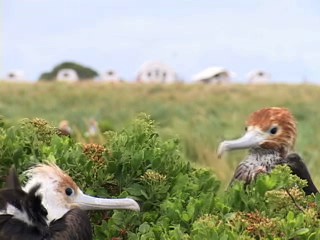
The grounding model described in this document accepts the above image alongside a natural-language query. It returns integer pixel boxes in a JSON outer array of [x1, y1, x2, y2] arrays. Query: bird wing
[[229, 161, 260, 186], [0, 167, 49, 240], [283, 153, 319, 195], [4, 166, 21, 190], [0, 215, 46, 240]]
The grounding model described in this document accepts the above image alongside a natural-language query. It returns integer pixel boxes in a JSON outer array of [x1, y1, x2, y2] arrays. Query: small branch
[[285, 188, 305, 213]]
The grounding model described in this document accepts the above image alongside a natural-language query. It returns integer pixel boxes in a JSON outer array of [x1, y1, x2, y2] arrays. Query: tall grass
[[1, 82, 320, 188]]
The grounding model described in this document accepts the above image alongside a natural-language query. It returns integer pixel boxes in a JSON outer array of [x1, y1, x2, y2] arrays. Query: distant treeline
[[39, 62, 98, 81]]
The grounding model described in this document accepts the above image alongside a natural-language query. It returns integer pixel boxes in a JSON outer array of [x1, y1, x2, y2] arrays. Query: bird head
[[23, 164, 140, 222], [217, 107, 297, 158], [58, 120, 69, 129]]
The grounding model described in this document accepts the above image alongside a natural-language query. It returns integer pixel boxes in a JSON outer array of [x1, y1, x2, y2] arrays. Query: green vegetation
[[38, 61, 98, 80], [1, 82, 320, 188], [1, 115, 320, 239], [1, 82, 320, 238]]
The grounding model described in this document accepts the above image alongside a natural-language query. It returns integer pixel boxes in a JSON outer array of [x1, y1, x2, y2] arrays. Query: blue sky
[[2, 0, 320, 83]]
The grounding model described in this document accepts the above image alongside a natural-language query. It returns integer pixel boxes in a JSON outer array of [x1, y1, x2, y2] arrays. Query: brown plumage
[[282, 153, 318, 195], [217, 107, 297, 185], [57, 120, 72, 137]]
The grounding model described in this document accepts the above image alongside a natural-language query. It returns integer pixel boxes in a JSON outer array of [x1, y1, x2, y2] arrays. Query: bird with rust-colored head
[[217, 107, 297, 185]]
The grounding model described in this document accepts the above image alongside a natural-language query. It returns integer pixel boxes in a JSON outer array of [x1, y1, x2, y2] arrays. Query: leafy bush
[[1, 114, 320, 239], [99, 119, 115, 132]]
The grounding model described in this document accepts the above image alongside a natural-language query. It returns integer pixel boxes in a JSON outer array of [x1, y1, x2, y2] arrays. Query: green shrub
[[1, 114, 319, 239]]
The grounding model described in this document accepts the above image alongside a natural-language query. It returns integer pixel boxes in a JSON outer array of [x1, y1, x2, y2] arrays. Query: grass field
[[1, 81, 320, 189]]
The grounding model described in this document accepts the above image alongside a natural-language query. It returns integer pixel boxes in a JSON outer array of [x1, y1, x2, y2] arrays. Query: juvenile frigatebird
[[217, 107, 297, 186], [0, 164, 140, 240]]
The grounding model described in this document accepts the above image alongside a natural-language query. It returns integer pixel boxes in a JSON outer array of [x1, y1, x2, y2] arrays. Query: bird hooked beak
[[217, 128, 268, 158], [73, 190, 140, 212]]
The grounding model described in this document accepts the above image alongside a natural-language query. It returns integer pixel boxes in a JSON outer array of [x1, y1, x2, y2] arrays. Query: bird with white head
[[0, 164, 140, 240], [23, 164, 140, 222]]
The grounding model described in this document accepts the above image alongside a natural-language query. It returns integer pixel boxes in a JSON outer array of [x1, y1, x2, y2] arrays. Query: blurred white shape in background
[[56, 69, 79, 82], [4, 70, 26, 82], [136, 61, 178, 84], [247, 70, 271, 84], [192, 66, 234, 84]]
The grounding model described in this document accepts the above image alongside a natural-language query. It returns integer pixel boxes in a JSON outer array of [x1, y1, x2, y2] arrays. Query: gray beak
[[74, 191, 140, 212], [217, 129, 267, 158]]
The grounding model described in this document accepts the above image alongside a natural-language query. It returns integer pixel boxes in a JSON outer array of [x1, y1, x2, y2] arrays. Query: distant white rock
[[136, 61, 178, 84], [56, 69, 79, 82], [4, 70, 26, 82], [247, 70, 271, 84], [100, 70, 121, 83], [192, 66, 233, 84]]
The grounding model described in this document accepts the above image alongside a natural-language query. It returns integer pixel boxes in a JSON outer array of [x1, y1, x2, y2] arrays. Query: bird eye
[[244, 126, 248, 131], [270, 127, 278, 135], [65, 188, 74, 196]]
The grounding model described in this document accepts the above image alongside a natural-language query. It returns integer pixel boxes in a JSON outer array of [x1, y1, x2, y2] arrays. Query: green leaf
[[139, 222, 151, 234], [140, 189, 149, 199], [286, 211, 295, 221], [294, 228, 310, 236], [182, 213, 190, 222]]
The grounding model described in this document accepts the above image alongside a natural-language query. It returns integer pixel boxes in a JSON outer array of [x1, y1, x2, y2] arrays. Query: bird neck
[[249, 147, 281, 157], [242, 148, 283, 171], [250, 146, 289, 159], [36, 188, 69, 223]]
